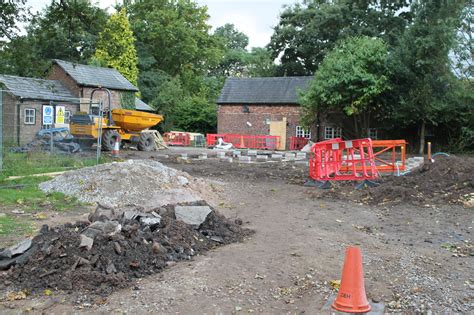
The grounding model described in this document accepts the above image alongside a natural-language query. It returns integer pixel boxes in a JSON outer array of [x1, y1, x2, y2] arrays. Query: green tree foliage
[[245, 47, 277, 77], [0, 0, 30, 40], [128, 0, 223, 133], [300, 36, 389, 137], [451, 5, 473, 80], [94, 8, 139, 87], [0, 0, 108, 77], [212, 23, 249, 77], [269, 0, 410, 75], [389, 0, 468, 153]]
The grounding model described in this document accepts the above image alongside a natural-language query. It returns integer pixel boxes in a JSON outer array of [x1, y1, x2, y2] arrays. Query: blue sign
[[43, 105, 54, 125]]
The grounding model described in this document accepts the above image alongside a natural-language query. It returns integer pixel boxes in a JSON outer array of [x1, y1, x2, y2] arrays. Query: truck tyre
[[102, 129, 120, 151], [138, 133, 155, 151]]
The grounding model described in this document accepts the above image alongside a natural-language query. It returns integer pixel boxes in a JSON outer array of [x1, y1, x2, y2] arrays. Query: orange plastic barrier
[[309, 138, 378, 181], [289, 136, 309, 151], [339, 140, 406, 174], [206, 134, 280, 150], [164, 132, 190, 146]]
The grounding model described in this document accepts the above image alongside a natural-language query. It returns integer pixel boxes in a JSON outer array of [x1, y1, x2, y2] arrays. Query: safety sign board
[[56, 106, 65, 124], [43, 105, 53, 125]]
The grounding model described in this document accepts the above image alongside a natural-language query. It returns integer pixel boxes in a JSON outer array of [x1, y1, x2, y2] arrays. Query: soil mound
[[2, 204, 251, 297], [39, 160, 218, 209], [368, 155, 474, 206]]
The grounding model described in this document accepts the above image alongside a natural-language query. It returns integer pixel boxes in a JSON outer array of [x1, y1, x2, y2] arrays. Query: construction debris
[[1, 203, 250, 296], [39, 160, 218, 209], [10, 128, 81, 153]]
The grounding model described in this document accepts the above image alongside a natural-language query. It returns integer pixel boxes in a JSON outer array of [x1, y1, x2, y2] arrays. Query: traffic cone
[[332, 246, 371, 313], [112, 136, 120, 158]]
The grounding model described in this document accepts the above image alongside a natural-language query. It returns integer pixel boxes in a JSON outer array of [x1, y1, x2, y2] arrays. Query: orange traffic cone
[[332, 246, 371, 313]]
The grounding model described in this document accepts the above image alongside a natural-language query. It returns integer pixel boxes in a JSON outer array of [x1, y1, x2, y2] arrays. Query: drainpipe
[[16, 99, 21, 145]]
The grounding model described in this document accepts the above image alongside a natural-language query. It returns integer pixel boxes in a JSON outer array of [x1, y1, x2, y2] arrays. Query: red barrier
[[309, 138, 378, 181], [164, 132, 190, 146], [206, 134, 280, 150], [290, 137, 309, 151]]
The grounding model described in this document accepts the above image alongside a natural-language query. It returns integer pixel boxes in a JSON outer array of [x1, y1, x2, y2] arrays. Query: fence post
[[0, 90, 3, 173]]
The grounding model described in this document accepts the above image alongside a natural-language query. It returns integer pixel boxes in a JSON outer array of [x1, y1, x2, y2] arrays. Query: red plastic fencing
[[164, 132, 190, 146], [309, 138, 378, 181], [206, 134, 280, 150], [289, 136, 309, 151]]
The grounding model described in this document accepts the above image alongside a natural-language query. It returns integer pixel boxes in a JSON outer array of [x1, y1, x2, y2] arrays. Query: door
[[269, 117, 287, 150]]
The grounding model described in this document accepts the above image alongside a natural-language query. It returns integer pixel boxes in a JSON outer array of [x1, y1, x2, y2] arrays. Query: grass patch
[[0, 215, 33, 236], [1, 151, 109, 178], [0, 176, 83, 211]]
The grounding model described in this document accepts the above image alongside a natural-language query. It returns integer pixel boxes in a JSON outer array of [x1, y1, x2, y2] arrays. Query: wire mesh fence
[[0, 89, 106, 179]]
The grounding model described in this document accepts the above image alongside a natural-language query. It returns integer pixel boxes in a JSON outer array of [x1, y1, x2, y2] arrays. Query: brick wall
[[217, 104, 307, 148], [48, 64, 126, 110], [48, 64, 81, 97], [17, 101, 79, 145], [2, 92, 18, 145]]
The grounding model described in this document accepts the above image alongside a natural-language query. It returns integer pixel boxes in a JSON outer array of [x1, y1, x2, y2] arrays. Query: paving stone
[[174, 206, 212, 227]]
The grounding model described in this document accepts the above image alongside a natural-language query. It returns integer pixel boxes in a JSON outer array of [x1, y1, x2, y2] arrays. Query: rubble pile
[[39, 160, 218, 208], [1, 202, 250, 295], [368, 155, 474, 206]]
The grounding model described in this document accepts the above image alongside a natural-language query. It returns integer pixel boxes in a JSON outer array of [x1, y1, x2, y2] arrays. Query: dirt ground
[[0, 148, 472, 313]]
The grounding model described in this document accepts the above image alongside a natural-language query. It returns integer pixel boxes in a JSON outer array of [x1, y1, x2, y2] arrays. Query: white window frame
[[296, 126, 311, 139], [64, 110, 72, 124], [368, 128, 378, 140], [324, 126, 342, 139], [24, 108, 36, 125]]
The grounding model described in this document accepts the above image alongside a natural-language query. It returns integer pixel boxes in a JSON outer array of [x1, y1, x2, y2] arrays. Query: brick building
[[0, 59, 149, 145], [217, 77, 315, 149], [0, 75, 79, 145]]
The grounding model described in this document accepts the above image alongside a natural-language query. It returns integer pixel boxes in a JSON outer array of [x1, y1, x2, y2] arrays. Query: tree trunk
[[419, 120, 426, 155], [353, 115, 359, 138]]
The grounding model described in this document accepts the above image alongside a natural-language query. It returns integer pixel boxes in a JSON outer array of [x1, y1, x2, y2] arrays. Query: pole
[[49, 101, 54, 154], [0, 90, 3, 173], [96, 100, 103, 165], [427, 142, 432, 162]]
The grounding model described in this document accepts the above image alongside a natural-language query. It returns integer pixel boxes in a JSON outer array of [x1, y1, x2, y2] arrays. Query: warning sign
[[56, 106, 65, 124]]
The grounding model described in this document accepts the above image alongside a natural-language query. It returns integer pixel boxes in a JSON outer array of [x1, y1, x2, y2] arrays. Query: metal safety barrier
[[289, 136, 309, 151], [164, 132, 190, 146], [309, 138, 378, 181], [206, 134, 280, 150]]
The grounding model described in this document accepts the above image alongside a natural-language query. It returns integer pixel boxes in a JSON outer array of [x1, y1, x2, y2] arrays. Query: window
[[24, 108, 35, 125], [368, 128, 378, 140], [324, 126, 342, 139], [296, 126, 311, 138], [64, 110, 71, 124]]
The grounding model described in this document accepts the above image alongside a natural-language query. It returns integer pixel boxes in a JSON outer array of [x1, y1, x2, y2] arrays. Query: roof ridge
[[0, 74, 61, 83], [53, 59, 119, 72]]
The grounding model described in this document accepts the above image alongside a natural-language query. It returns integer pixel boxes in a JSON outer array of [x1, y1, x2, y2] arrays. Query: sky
[[26, 0, 297, 48]]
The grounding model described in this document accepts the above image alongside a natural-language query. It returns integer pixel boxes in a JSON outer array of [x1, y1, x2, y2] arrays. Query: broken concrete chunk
[[83, 221, 122, 238], [79, 235, 94, 251], [174, 206, 212, 227], [0, 239, 32, 259], [89, 206, 115, 222], [140, 217, 161, 227], [106, 262, 117, 274]]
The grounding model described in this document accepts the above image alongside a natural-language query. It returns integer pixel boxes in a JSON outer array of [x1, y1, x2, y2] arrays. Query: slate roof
[[0, 74, 79, 102], [135, 98, 154, 111], [217, 76, 313, 104], [53, 59, 139, 92]]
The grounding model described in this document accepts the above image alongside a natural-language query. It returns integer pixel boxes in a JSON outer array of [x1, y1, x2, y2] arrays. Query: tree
[[300, 36, 389, 137], [212, 23, 249, 77], [0, 0, 30, 40], [268, 0, 411, 75], [389, 1, 467, 153], [128, 0, 223, 133], [245, 47, 277, 77], [451, 4, 473, 79], [94, 8, 139, 87], [0, 0, 108, 77]]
